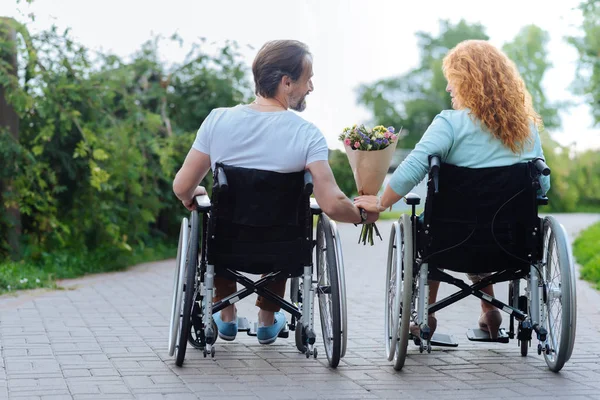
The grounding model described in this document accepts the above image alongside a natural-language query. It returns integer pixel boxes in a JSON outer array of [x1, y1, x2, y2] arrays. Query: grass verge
[[573, 221, 600, 290], [0, 240, 176, 296]]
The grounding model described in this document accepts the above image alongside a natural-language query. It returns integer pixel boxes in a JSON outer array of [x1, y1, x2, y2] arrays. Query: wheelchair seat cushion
[[421, 162, 540, 273]]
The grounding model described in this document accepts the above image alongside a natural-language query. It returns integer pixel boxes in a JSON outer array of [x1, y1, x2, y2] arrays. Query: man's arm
[[307, 160, 377, 224], [173, 148, 211, 208]]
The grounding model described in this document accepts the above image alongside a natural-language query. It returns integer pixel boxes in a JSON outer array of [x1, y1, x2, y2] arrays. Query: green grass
[[573, 221, 600, 290], [0, 240, 176, 296]]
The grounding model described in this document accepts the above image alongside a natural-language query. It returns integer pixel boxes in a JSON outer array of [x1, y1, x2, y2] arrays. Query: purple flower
[[387, 126, 395, 133]]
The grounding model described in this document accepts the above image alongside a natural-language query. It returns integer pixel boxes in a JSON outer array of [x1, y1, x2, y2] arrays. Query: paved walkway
[[1, 214, 599, 400]]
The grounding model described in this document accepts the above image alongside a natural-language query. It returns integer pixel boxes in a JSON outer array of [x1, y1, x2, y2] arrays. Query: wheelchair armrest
[[195, 195, 212, 211], [537, 196, 549, 206], [310, 198, 322, 214], [404, 192, 421, 206]]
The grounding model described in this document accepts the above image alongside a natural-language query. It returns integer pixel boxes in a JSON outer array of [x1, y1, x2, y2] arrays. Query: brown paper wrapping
[[344, 140, 399, 196]]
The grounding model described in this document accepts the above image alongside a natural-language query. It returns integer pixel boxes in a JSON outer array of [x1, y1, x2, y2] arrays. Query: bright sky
[[3, 0, 600, 152]]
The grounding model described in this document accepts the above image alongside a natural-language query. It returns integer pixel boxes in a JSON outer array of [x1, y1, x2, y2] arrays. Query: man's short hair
[[252, 40, 311, 98]]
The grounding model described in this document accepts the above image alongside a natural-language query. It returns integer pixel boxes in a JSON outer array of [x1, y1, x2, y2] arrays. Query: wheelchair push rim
[[541, 216, 577, 372], [393, 214, 414, 371], [316, 214, 342, 368], [329, 220, 348, 359], [168, 218, 189, 356], [175, 210, 200, 366]]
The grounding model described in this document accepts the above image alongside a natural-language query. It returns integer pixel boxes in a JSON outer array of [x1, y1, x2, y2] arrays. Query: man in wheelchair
[[170, 40, 378, 367], [355, 40, 576, 372]]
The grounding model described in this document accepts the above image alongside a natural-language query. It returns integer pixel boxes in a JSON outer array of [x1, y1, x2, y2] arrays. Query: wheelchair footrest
[[237, 317, 251, 332], [466, 328, 509, 343], [246, 322, 289, 338], [412, 332, 459, 347]]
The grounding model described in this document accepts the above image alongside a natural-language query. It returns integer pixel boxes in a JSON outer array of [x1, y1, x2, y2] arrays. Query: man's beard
[[290, 94, 307, 112]]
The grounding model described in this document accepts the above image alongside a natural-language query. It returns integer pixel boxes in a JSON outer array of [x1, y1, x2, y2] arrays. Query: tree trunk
[[0, 18, 21, 259]]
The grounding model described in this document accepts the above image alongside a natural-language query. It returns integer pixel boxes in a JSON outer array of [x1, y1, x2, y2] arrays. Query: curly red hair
[[442, 40, 543, 153]]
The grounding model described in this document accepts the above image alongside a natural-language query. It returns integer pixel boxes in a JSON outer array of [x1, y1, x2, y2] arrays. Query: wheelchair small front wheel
[[316, 214, 342, 368], [175, 210, 200, 367], [295, 323, 307, 354], [540, 216, 577, 372]]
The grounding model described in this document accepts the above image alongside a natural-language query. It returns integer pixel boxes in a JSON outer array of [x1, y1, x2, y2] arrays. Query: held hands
[[182, 186, 207, 211], [354, 195, 386, 214]]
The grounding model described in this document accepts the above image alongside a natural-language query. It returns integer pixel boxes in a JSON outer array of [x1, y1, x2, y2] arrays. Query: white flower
[[36, 278, 41, 283], [7, 285, 11, 290], [20, 278, 28, 284]]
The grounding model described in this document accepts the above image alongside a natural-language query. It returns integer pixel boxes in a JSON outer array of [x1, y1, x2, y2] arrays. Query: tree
[[503, 25, 562, 130], [567, 0, 600, 126], [357, 20, 489, 148]]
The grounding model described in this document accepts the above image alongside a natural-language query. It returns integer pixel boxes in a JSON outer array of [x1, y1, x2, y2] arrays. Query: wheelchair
[[385, 156, 576, 372], [168, 163, 348, 368]]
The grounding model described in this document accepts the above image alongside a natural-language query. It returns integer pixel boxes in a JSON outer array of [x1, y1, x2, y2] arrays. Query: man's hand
[[365, 210, 380, 224], [182, 186, 207, 211]]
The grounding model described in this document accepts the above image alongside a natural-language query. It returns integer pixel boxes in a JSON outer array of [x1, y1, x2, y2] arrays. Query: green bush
[[0, 19, 249, 283], [574, 221, 600, 289]]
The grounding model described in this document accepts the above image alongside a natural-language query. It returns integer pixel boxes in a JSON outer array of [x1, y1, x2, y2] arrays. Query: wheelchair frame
[[168, 168, 348, 368], [385, 157, 577, 372]]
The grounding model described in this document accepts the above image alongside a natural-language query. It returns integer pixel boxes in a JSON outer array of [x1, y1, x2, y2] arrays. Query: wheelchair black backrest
[[421, 160, 544, 273], [206, 163, 313, 275]]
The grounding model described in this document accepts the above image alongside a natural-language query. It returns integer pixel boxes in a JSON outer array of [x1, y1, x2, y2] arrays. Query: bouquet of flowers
[[339, 124, 401, 245]]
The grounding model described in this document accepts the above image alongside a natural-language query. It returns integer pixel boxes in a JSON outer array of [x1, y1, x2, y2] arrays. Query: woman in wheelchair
[[355, 40, 552, 345]]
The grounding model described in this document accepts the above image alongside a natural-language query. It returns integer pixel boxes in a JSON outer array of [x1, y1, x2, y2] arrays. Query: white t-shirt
[[192, 105, 329, 173]]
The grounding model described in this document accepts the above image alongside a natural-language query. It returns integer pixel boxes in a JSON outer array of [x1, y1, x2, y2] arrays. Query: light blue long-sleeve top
[[388, 109, 551, 196]]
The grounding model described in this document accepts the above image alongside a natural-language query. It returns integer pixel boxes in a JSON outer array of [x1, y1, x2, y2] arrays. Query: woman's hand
[[182, 186, 207, 211], [353, 195, 382, 213]]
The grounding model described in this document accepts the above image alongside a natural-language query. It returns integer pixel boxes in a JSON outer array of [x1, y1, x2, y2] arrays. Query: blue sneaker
[[256, 312, 286, 344], [213, 311, 238, 341]]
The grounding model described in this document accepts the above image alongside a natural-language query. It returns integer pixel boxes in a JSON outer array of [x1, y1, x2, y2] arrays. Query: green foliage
[[0, 239, 176, 294], [0, 19, 250, 266], [567, 0, 600, 126], [329, 149, 355, 197], [357, 20, 488, 148], [574, 221, 600, 288]]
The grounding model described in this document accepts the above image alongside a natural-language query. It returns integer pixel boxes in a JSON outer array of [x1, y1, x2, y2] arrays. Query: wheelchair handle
[[534, 158, 551, 176], [429, 154, 441, 193], [215, 165, 229, 192], [303, 170, 314, 196]]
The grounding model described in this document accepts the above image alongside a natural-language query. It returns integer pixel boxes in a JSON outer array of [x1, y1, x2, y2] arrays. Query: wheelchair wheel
[[392, 214, 414, 371], [168, 218, 188, 357], [540, 216, 577, 372], [175, 210, 200, 367], [316, 214, 342, 368]]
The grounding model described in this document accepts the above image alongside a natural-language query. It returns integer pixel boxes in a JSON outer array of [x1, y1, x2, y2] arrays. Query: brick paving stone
[[0, 214, 599, 400]]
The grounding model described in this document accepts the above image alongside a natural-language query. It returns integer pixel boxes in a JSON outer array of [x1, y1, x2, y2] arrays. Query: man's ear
[[281, 75, 292, 91]]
